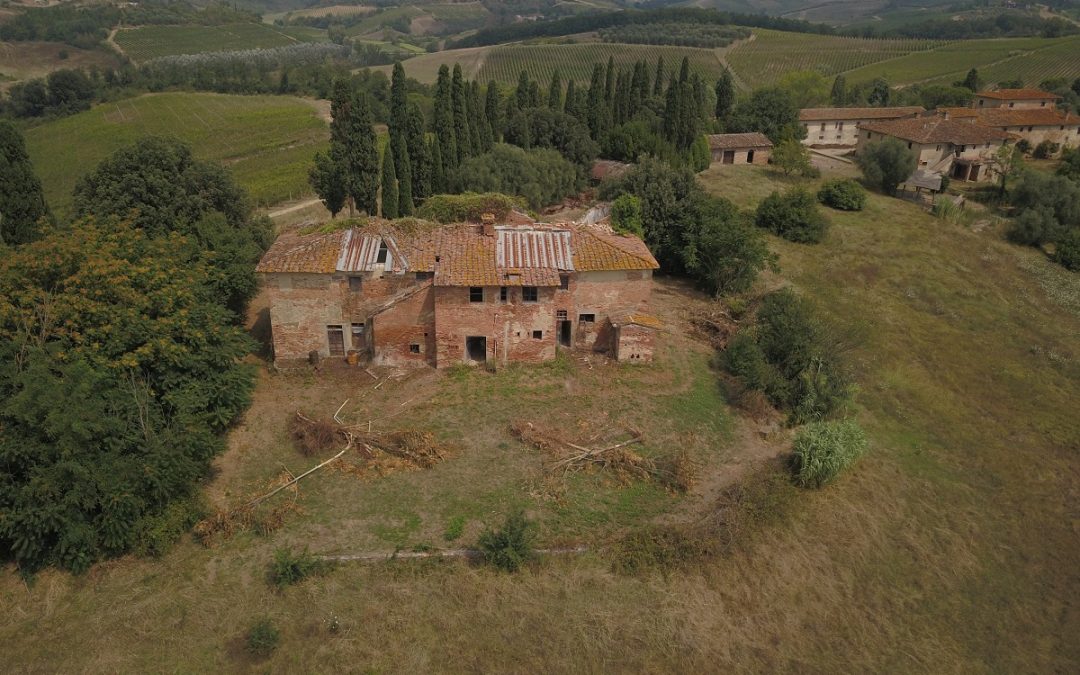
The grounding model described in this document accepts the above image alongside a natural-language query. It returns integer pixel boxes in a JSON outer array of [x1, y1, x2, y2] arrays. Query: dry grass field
[[1, 165, 1077, 672]]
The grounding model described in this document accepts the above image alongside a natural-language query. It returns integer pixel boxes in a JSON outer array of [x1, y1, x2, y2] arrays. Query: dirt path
[[106, 26, 126, 59], [267, 198, 323, 218]]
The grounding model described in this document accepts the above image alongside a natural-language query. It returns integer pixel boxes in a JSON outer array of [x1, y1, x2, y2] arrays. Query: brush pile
[[291, 411, 446, 473], [511, 420, 696, 492], [193, 471, 303, 546], [689, 304, 739, 349]]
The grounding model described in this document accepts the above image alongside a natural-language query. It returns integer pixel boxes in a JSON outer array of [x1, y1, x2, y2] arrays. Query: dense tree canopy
[[856, 138, 917, 195], [72, 136, 272, 316], [0, 219, 255, 572], [727, 87, 804, 144]]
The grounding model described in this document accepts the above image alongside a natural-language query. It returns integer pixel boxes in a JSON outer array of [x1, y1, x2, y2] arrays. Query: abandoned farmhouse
[[256, 216, 661, 369]]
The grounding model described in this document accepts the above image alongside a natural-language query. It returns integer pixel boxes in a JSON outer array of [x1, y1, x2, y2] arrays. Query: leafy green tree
[[448, 144, 581, 210], [771, 138, 814, 177], [72, 136, 270, 315], [991, 144, 1024, 197], [611, 194, 644, 237], [310, 151, 348, 218], [510, 107, 598, 170], [587, 63, 609, 139], [817, 179, 867, 211], [727, 87, 804, 144], [830, 75, 846, 107], [689, 134, 711, 172], [755, 189, 829, 244], [380, 147, 399, 219], [0, 121, 49, 245], [1052, 227, 1080, 271], [959, 68, 981, 92], [868, 78, 891, 106], [1058, 147, 1080, 181], [715, 68, 735, 119], [856, 137, 917, 195], [682, 196, 774, 296], [0, 219, 255, 572]]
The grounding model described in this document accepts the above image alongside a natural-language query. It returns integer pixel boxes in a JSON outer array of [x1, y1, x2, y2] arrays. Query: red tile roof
[[862, 116, 1013, 145], [975, 88, 1061, 100], [706, 132, 773, 150], [256, 219, 659, 284], [799, 106, 924, 122], [967, 107, 1078, 128]]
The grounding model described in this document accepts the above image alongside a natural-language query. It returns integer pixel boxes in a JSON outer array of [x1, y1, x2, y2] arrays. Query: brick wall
[[710, 148, 770, 165], [370, 285, 436, 367], [615, 324, 655, 363]]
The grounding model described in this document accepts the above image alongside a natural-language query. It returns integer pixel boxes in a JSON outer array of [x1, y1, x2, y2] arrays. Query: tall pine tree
[[329, 80, 379, 216], [433, 65, 457, 178], [515, 70, 531, 110], [587, 63, 608, 140], [485, 80, 502, 143], [397, 146, 414, 215], [429, 137, 446, 194], [653, 57, 665, 97], [452, 64, 471, 163], [547, 69, 562, 110], [405, 103, 429, 202], [0, 121, 49, 245]]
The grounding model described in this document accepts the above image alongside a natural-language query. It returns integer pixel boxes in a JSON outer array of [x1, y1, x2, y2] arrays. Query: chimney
[[481, 212, 496, 237]]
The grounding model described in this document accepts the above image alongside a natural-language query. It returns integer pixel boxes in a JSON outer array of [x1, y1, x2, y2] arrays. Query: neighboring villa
[[798, 106, 925, 148], [256, 215, 661, 369], [858, 116, 1013, 182], [706, 133, 773, 165], [973, 88, 1061, 110]]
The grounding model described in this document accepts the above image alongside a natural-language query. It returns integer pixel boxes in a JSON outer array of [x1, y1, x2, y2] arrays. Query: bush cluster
[[721, 288, 854, 424], [791, 419, 868, 488], [416, 191, 527, 223], [817, 179, 867, 211], [246, 618, 280, 658], [755, 189, 829, 243], [448, 145, 583, 210], [478, 510, 534, 572], [269, 548, 331, 589]]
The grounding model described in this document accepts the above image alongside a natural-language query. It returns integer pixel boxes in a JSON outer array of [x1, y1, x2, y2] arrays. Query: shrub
[[444, 515, 466, 542], [771, 138, 815, 177], [246, 618, 280, 658], [1015, 138, 1032, 155], [610, 193, 644, 237], [268, 547, 330, 589], [817, 178, 866, 211], [1033, 140, 1060, 159], [477, 510, 533, 572], [416, 192, 526, 223], [755, 189, 829, 243], [133, 496, 207, 558], [722, 332, 773, 391], [790, 419, 868, 488], [1052, 228, 1080, 271]]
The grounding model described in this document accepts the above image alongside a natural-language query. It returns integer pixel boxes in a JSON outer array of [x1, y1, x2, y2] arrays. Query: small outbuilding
[[606, 310, 662, 363], [706, 133, 773, 166]]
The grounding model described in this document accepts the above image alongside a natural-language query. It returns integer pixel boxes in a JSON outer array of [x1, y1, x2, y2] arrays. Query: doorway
[[558, 320, 572, 347], [327, 325, 345, 357], [746, 150, 755, 164], [722, 150, 735, 164], [465, 336, 487, 362]]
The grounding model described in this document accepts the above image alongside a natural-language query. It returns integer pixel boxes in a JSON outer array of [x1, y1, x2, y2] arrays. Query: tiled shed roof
[[968, 107, 1078, 127], [255, 230, 345, 274], [610, 310, 664, 330], [706, 132, 773, 150]]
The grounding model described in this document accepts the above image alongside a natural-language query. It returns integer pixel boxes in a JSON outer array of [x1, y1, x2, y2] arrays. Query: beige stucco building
[[706, 132, 773, 165], [973, 88, 1061, 110], [938, 106, 1080, 153], [798, 106, 925, 148], [858, 116, 1014, 182]]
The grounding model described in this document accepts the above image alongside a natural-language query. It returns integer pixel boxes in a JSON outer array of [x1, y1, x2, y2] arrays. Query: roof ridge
[[585, 228, 658, 268]]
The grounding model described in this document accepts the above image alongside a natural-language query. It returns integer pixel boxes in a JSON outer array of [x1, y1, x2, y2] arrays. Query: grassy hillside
[[0, 41, 120, 84], [114, 22, 322, 62], [23, 92, 328, 216], [2, 164, 1077, 670]]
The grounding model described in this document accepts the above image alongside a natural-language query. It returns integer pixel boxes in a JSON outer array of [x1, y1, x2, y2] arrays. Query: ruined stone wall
[[615, 324, 655, 363], [433, 285, 559, 368]]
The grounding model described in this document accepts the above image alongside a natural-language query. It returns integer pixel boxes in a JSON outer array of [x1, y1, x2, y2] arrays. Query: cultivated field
[[23, 92, 329, 216], [380, 43, 726, 85], [2, 164, 1077, 671], [725, 28, 946, 86], [114, 23, 314, 61], [842, 35, 1080, 85], [0, 41, 120, 83]]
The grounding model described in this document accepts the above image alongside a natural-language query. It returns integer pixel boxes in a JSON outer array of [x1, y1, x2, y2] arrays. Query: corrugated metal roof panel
[[336, 230, 407, 272], [496, 228, 574, 271]]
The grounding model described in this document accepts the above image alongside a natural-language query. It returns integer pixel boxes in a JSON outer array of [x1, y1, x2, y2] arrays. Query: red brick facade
[[257, 220, 661, 369]]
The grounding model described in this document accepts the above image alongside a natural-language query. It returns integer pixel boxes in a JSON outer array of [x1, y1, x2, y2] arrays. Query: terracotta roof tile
[[975, 88, 1061, 100], [255, 230, 345, 274], [862, 116, 1013, 145], [610, 310, 663, 330], [706, 132, 773, 150], [968, 107, 1078, 127], [799, 106, 924, 121]]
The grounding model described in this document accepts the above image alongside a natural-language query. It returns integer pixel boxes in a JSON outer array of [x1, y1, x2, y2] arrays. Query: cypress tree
[[614, 70, 630, 125], [587, 63, 607, 140], [678, 56, 690, 85], [547, 69, 562, 110], [0, 121, 49, 245], [470, 80, 492, 152], [630, 61, 646, 117], [961, 68, 980, 92], [830, 74, 847, 107], [380, 147, 398, 219], [604, 56, 615, 103], [389, 62, 408, 156], [430, 137, 446, 194], [564, 79, 579, 119], [309, 151, 347, 218], [452, 64, 471, 163], [528, 80, 542, 108], [485, 80, 502, 142], [329, 81, 378, 216], [398, 145, 414, 216], [663, 78, 679, 145], [653, 57, 665, 97], [433, 65, 456, 177], [715, 68, 735, 119], [515, 70, 530, 110], [406, 103, 430, 201]]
